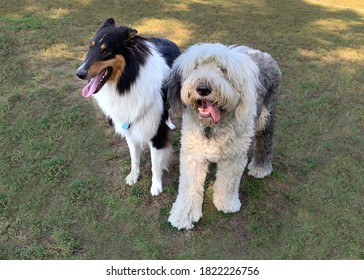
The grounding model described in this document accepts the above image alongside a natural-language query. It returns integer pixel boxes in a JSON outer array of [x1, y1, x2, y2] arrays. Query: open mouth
[[197, 99, 221, 123], [82, 67, 112, 98]]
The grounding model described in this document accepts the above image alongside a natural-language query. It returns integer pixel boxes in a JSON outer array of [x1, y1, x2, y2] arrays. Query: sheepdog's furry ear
[[232, 51, 260, 122], [166, 67, 183, 116], [235, 82, 258, 122]]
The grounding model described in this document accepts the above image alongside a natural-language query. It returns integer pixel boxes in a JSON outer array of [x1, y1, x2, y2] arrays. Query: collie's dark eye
[[100, 48, 112, 60], [100, 47, 112, 59]]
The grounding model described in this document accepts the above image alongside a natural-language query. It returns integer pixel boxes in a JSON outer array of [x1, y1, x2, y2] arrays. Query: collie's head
[[76, 18, 151, 97], [166, 43, 260, 126]]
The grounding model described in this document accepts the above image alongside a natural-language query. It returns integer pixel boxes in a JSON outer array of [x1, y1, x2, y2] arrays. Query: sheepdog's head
[[167, 43, 260, 126]]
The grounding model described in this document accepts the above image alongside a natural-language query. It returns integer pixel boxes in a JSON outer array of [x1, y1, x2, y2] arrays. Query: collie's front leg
[[125, 137, 142, 185], [168, 153, 208, 230]]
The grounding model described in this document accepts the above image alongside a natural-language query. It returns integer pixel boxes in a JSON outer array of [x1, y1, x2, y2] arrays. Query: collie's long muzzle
[[77, 66, 111, 98], [76, 63, 112, 98]]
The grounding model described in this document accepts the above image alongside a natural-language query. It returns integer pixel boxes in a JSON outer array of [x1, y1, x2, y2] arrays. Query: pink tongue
[[82, 71, 104, 98], [199, 100, 221, 123]]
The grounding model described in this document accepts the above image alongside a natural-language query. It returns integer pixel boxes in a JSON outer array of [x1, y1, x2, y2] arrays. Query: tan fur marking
[[128, 29, 137, 39], [86, 55, 126, 80], [87, 61, 106, 77], [109, 55, 126, 82], [101, 44, 107, 50]]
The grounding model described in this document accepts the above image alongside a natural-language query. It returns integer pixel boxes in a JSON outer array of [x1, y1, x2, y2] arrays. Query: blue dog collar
[[121, 123, 130, 130]]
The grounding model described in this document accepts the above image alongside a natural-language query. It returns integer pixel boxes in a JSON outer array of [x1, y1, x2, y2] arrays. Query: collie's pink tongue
[[82, 71, 104, 98], [198, 100, 221, 123]]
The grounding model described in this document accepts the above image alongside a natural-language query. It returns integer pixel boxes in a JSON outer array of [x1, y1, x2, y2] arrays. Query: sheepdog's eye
[[219, 66, 227, 75]]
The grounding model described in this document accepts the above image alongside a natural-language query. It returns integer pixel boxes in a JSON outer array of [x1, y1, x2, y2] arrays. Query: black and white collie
[[76, 18, 180, 195]]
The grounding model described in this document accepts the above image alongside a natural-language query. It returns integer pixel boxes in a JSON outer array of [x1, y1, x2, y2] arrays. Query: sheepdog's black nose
[[196, 85, 211, 96]]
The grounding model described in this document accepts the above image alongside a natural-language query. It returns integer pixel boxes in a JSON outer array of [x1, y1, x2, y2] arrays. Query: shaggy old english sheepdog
[[166, 43, 282, 229]]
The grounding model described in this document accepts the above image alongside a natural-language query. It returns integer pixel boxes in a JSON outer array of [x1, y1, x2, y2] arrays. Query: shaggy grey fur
[[245, 49, 282, 176]]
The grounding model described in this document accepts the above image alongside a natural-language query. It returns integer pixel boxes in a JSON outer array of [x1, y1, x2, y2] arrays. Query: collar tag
[[121, 123, 130, 130]]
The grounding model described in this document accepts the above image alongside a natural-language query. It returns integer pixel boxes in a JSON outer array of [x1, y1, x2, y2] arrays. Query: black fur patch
[[108, 117, 114, 127], [150, 87, 170, 149], [149, 37, 181, 68], [115, 33, 151, 93], [149, 38, 180, 149]]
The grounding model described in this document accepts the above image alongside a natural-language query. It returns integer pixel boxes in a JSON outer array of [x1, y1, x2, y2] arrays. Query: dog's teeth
[[100, 71, 107, 83]]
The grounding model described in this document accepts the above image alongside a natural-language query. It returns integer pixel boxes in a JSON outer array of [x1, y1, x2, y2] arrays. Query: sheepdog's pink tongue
[[198, 100, 221, 123], [82, 71, 104, 98]]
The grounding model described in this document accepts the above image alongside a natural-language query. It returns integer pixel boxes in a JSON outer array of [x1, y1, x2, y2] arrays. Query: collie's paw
[[125, 171, 139, 185], [150, 182, 162, 196]]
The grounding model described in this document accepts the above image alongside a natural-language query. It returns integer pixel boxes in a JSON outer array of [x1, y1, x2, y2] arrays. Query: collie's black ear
[[166, 67, 183, 116], [101, 18, 115, 29]]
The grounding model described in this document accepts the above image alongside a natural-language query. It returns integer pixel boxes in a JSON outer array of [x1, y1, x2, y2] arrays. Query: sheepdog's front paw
[[168, 200, 202, 230], [213, 195, 241, 213]]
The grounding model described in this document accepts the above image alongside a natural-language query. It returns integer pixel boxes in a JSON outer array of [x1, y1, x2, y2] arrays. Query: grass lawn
[[0, 0, 363, 259]]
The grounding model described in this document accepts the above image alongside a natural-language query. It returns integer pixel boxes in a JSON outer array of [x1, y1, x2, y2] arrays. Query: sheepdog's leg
[[248, 89, 279, 178], [149, 143, 172, 196], [125, 137, 142, 185], [213, 156, 247, 213], [168, 153, 208, 230]]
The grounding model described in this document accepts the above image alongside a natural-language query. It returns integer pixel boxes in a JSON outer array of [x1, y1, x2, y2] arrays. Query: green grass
[[1, 0, 363, 259]]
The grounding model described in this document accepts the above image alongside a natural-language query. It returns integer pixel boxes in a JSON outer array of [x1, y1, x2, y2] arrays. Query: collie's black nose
[[76, 67, 87, 80], [196, 85, 211, 96]]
